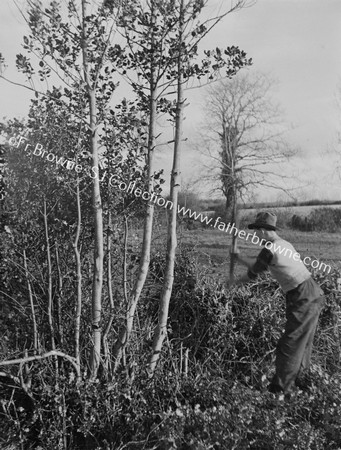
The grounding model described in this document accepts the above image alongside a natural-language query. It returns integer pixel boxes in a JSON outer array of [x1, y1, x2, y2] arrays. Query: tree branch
[[0, 350, 81, 380]]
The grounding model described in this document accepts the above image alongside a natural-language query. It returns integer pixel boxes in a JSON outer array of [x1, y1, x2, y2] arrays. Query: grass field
[[176, 227, 341, 283]]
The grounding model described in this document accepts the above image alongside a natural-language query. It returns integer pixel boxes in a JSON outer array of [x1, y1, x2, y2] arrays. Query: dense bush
[[3, 360, 341, 449], [290, 208, 341, 233], [240, 206, 341, 233], [1, 247, 340, 449]]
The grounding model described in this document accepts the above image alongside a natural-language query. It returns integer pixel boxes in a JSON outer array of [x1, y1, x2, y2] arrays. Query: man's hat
[[247, 211, 277, 231]]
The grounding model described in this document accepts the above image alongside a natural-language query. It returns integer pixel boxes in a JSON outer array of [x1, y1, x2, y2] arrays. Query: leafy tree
[[0, 0, 251, 379], [144, 0, 251, 373], [0, 0, 148, 378], [0, 0, 143, 377]]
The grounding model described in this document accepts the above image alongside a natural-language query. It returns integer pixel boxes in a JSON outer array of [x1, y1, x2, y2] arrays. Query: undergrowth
[[0, 250, 340, 449]]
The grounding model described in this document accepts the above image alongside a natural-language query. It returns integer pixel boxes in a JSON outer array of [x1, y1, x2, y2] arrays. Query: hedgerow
[[1, 248, 340, 449]]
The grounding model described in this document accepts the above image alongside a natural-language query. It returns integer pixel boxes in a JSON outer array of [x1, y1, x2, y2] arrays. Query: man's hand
[[229, 274, 251, 288], [231, 249, 256, 270]]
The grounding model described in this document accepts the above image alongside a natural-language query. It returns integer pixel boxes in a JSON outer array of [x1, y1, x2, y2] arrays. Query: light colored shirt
[[248, 238, 311, 293]]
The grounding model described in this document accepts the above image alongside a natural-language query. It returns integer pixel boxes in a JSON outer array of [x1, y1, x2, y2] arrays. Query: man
[[231, 211, 324, 394]]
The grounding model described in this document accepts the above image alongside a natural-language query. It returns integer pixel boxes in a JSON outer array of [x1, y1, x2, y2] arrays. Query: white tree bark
[[81, 0, 104, 379], [148, 0, 185, 375]]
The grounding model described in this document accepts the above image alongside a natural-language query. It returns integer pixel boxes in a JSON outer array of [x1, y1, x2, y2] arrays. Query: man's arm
[[230, 247, 274, 287], [230, 247, 257, 270], [236, 254, 257, 270], [246, 248, 273, 279]]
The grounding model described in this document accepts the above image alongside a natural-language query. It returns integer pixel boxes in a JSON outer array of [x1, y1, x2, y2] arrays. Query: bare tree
[[203, 72, 294, 203], [199, 72, 295, 279]]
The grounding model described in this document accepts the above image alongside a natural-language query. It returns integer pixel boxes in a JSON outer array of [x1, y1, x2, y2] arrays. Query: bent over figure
[[232, 211, 325, 394]]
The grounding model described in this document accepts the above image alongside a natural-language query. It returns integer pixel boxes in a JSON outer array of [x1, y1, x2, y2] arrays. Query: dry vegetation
[[1, 206, 341, 449]]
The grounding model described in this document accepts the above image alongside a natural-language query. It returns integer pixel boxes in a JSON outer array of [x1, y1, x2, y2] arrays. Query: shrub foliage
[[1, 246, 340, 449]]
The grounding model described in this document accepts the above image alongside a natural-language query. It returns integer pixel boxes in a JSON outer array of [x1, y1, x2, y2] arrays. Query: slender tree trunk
[[81, 0, 104, 378], [43, 199, 59, 380], [73, 178, 82, 377], [228, 128, 239, 284], [148, 0, 185, 375], [43, 199, 56, 353], [113, 89, 157, 368], [102, 209, 114, 375], [112, 1, 158, 366], [55, 240, 64, 347], [89, 95, 103, 380], [88, 88, 103, 378], [221, 121, 239, 284], [122, 216, 129, 306], [23, 250, 38, 353], [229, 192, 239, 283]]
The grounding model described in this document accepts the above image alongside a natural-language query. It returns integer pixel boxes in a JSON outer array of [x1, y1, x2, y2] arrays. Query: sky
[[0, 0, 340, 202]]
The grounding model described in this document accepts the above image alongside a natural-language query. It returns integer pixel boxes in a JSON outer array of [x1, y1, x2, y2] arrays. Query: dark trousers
[[271, 277, 324, 393]]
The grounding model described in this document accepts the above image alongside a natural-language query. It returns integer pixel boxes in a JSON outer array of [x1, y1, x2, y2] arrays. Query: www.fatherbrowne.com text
[[103, 178, 332, 275], [7, 135, 332, 274]]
